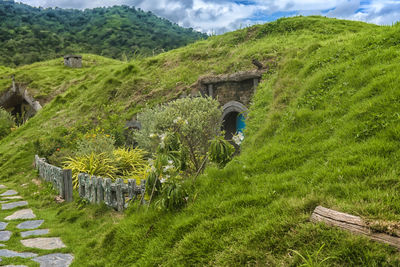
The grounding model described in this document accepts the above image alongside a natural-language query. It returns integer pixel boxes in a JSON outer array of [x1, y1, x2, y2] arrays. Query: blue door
[[236, 113, 246, 134]]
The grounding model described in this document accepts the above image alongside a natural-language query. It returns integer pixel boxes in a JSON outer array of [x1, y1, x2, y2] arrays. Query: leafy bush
[[64, 153, 118, 188], [113, 147, 149, 181], [208, 135, 235, 168], [156, 178, 188, 211], [0, 108, 15, 139], [134, 97, 222, 172], [64, 147, 149, 188]]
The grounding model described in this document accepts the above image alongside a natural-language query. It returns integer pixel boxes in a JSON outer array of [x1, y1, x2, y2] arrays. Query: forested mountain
[[0, 1, 207, 66]]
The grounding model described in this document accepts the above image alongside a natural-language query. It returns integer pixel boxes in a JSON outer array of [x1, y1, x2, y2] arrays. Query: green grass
[[1, 16, 400, 265]]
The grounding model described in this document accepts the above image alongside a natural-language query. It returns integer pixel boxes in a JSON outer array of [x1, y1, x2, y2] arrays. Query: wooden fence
[[78, 173, 146, 211], [34, 155, 73, 202]]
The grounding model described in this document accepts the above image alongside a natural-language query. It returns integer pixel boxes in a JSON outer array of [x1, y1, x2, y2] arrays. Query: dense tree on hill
[[0, 1, 207, 66]]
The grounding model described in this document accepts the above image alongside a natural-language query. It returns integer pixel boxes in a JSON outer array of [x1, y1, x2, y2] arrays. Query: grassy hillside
[[0, 1, 206, 66], [1, 16, 400, 266]]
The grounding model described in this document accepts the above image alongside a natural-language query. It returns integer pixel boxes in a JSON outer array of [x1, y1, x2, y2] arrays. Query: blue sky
[[18, 0, 400, 34]]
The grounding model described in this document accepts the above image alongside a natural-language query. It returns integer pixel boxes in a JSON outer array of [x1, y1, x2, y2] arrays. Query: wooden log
[[62, 169, 73, 202], [90, 177, 97, 203], [127, 179, 136, 200], [140, 179, 146, 205], [311, 206, 400, 250], [103, 178, 112, 206], [97, 178, 104, 204], [78, 173, 85, 198], [115, 178, 124, 212], [85, 176, 91, 201]]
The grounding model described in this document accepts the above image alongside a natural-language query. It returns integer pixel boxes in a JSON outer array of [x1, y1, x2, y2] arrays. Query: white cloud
[[17, 0, 400, 33]]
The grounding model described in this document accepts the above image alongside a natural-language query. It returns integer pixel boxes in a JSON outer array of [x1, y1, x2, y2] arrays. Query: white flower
[[163, 164, 174, 173], [150, 166, 156, 172], [238, 132, 244, 141], [149, 133, 157, 138], [232, 132, 244, 146], [168, 160, 173, 165], [160, 133, 166, 141], [160, 178, 166, 183], [184, 120, 188, 125], [148, 158, 154, 166], [173, 117, 182, 124]]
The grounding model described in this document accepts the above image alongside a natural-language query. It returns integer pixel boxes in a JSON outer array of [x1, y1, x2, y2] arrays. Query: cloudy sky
[[17, 0, 400, 34]]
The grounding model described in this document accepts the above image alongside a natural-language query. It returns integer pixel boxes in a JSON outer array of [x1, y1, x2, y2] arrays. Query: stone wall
[[34, 155, 73, 202], [196, 70, 264, 107], [78, 173, 145, 211], [205, 79, 255, 107]]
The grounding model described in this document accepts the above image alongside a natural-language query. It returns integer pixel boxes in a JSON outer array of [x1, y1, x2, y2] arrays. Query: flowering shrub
[[134, 97, 222, 173], [232, 132, 244, 146], [76, 128, 115, 157]]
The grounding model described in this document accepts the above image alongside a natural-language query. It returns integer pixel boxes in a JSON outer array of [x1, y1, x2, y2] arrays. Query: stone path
[[0, 185, 73, 266]]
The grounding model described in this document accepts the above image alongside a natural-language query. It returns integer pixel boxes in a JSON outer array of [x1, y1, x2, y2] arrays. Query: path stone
[[3, 265, 28, 267], [0, 185, 6, 189], [21, 237, 66, 250], [5, 209, 36, 220], [0, 244, 5, 247], [17, 220, 44, 230], [3, 196, 23, 200], [0, 231, 12, 241], [0, 249, 37, 258], [2, 201, 28, 210], [33, 253, 73, 267], [0, 201, 9, 203], [21, 229, 49, 238], [0, 190, 17, 196], [0, 222, 8, 230]]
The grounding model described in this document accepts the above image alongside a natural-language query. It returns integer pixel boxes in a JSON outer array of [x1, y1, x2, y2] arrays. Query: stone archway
[[221, 101, 248, 140]]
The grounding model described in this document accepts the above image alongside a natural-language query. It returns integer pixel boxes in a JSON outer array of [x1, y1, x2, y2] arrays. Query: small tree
[[134, 97, 222, 173]]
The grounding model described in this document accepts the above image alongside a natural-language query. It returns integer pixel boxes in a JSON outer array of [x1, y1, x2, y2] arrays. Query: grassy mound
[[1, 16, 400, 265]]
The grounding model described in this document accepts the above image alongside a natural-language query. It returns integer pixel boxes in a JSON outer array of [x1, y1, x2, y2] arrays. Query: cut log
[[311, 206, 400, 250]]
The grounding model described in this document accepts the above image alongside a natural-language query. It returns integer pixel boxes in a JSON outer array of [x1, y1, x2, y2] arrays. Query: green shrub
[[0, 108, 15, 139], [156, 178, 188, 211], [76, 128, 115, 157], [134, 97, 222, 172], [113, 147, 149, 181], [64, 152, 118, 188], [208, 135, 235, 168]]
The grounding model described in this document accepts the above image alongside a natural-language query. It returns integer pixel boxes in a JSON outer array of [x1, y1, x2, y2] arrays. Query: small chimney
[[64, 55, 82, 68]]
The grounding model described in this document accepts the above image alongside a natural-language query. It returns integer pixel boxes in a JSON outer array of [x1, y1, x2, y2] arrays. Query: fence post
[[62, 169, 73, 202], [116, 178, 124, 211]]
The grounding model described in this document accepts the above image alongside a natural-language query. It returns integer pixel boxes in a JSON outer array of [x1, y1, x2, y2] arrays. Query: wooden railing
[[78, 173, 145, 211], [34, 155, 73, 202]]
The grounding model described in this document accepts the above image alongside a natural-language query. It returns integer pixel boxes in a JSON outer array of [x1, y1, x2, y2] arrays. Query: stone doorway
[[221, 101, 248, 140]]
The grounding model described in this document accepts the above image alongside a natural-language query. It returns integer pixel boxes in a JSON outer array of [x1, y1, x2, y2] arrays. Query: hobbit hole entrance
[[222, 111, 246, 140], [222, 101, 248, 140], [0, 79, 42, 124]]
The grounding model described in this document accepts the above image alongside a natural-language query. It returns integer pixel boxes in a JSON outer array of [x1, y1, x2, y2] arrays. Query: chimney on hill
[[64, 55, 82, 68]]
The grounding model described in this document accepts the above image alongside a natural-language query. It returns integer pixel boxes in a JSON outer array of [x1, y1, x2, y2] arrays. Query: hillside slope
[[1, 16, 400, 266], [0, 1, 206, 66]]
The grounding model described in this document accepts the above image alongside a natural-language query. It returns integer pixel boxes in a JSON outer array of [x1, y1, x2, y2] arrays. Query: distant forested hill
[[0, 1, 207, 66]]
